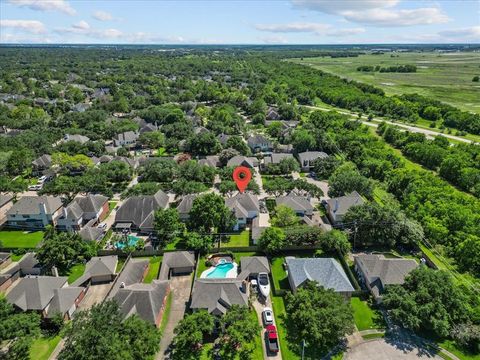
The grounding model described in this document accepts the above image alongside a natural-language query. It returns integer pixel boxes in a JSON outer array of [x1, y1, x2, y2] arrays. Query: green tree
[[189, 193, 236, 233], [258, 227, 286, 253], [292, 128, 316, 153], [383, 267, 471, 338], [225, 136, 251, 155], [313, 156, 341, 179], [271, 205, 300, 228], [218, 305, 260, 360], [328, 164, 374, 198], [138, 131, 165, 149], [154, 208, 185, 246], [59, 300, 160, 360], [185, 232, 213, 252], [285, 282, 354, 354], [172, 311, 215, 360]]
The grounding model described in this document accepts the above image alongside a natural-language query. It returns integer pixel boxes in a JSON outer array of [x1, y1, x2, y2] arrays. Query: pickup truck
[[265, 325, 279, 354]]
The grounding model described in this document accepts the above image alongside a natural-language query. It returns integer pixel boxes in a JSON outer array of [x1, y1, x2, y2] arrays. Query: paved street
[[157, 275, 192, 359]]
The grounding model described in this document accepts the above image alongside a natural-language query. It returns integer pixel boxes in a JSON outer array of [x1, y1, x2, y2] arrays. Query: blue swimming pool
[[206, 262, 234, 278], [115, 235, 141, 249]]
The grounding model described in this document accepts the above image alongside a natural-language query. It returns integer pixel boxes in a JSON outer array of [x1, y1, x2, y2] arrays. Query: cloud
[[255, 22, 329, 33], [0, 19, 46, 34], [255, 22, 365, 37], [0, 33, 53, 43], [7, 0, 76, 15], [259, 35, 289, 44], [291, 0, 450, 27], [326, 28, 366, 37], [54, 21, 123, 39], [438, 26, 480, 39], [92, 10, 113, 21]]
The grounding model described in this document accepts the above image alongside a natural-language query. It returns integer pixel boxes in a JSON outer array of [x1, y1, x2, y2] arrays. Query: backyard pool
[[115, 235, 141, 249], [201, 261, 238, 278]]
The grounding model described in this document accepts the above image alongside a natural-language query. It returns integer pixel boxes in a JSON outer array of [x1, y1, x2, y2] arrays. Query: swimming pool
[[115, 235, 141, 249], [201, 261, 238, 278]]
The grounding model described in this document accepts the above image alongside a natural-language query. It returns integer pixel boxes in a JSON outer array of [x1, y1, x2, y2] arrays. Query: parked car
[[28, 184, 42, 191], [38, 175, 47, 183], [265, 325, 279, 353], [262, 307, 274, 326], [97, 223, 107, 229], [258, 272, 270, 298]]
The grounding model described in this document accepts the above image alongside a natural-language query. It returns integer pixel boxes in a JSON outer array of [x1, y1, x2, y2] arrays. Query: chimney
[[39, 202, 47, 215], [62, 207, 68, 218]]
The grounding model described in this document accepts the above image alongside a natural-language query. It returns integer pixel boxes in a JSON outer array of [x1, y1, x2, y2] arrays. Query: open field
[[292, 52, 480, 113]]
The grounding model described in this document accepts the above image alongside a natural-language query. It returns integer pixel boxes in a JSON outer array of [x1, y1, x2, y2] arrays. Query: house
[[79, 226, 104, 242], [177, 194, 198, 221], [275, 143, 294, 153], [63, 134, 90, 144], [276, 195, 314, 217], [6, 276, 85, 319], [262, 153, 296, 170], [354, 254, 418, 303], [326, 191, 364, 224], [227, 155, 258, 169], [225, 193, 259, 230], [217, 133, 230, 146], [199, 155, 220, 168], [285, 257, 354, 297], [71, 256, 118, 286], [251, 215, 269, 244], [247, 134, 273, 153], [266, 107, 280, 121], [0, 253, 42, 291], [0, 193, 14, 221], [237, 256, 270, 280], [108, 258, 150, 298], [112, 156, 140, 170], [190, 278, 248, 315], [6, 196, 63, 230], [31, 154, 52, 175], [72, 103, 91, 113], [114, 190, 169, 234], [158, 251, 195, 279], [113, 280, 170, 327], [0, 252, 11, 270], [56, 194, 109, 232], [113, 131, 139, 148], [297, 151, 328, 172]]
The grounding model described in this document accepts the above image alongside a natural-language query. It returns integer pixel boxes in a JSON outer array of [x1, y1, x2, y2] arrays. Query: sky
[[0, 0, 479, 44]]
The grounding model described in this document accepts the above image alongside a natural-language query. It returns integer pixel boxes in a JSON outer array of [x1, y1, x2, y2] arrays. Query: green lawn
[[271, 257, 290, 291], [29, 336, 61, 360], [66, 264, 85, 284], [438, 340, 480, 360], [196, 257, 210, 278], [271, 295, 300, 360], [362, 333, 385, 340], [159, 291, 172, 334], [143, 256, 162, 283], [251, 310, 265, 360], [108, 201, 118, 212], [350, 297, 385, 331], [224, 230, 250, 247], [0, 230, 44, 248], [10, 253, 25, 261], [115, 257, 126, 273]]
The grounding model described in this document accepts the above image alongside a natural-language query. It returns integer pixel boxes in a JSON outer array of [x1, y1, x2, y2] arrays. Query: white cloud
[[7, 0, 76, 15], [72, 20, 90, 30], [0, 19, 46, 34], [54, 22, 123, 39], [292, 0, 399, 14], [438, 26, 480, 39], [0, 33, 53, 43], [255, 22, 365, 37], [128, 32, 186, 43], [255, 22, 329, 33], [92, 10, 113, 21], [326, 28, 366, 37], [259, 35, 289, 44], [291, 0, 450, 27]]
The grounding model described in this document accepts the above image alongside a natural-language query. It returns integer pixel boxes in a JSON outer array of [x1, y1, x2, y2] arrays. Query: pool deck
[[200, 262, 238, 279]]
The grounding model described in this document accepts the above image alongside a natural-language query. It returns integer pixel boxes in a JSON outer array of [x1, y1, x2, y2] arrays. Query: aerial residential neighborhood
[[0, 1, 479, 360]]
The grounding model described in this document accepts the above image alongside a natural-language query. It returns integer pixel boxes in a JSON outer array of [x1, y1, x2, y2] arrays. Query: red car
[[265, 325, 279, 353]]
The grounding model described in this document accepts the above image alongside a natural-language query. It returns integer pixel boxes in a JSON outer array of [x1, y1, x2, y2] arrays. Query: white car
[[97, 223, 107, 229], [28, 184, 42, 191], [262, 307, 274, 326]]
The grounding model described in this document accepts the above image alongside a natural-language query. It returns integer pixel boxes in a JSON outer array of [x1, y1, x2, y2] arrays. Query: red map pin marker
[[232, 166, 252, 193]]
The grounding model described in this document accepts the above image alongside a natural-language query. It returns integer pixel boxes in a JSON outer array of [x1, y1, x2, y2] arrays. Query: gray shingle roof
[[247, 134, 272, 148], [76, 194, 108, 213], [7, 276, 67, 311], [115, 190, 168, 230], [0, 193, 13, 207], [355, 254, 417, 297], [114, 280, 169, 325], [163, 251, 195, 268], [327, 191, 364, 217], [32, 154, 52, 168], [276, 196, 314, 213], [225, 193, 259, 219], [286, 258, 354, 292], [64, 134, 90, 144], [115, 131, 138, 142], [297, 151, 328, 164], [108, 258, 149, 298], [72, 256, 117, 286], [240, 256, 270, 275], [190, 278, 248, 315], [177, 194, 198, 216], [7, 196, 63, 216], [47, 287, 83, 318], [79, 226, 104, 242], [264, 153, 295, 165], [227, 155, 258, 168]]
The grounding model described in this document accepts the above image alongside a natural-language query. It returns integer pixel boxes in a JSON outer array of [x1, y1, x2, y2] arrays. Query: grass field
[[143, 256, 162, 283], [0, 230, 43, 248], [224, 230, 250, 247], [350, 297, 384, 331], [292, 52, 480, 114], [66, 263, 85, 284], [30, 336, 61, 360], [159, 291, 172, 334]]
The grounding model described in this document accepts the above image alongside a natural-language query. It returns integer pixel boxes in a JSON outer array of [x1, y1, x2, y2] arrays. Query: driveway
[[76, 283, 112, 311], [253, 167, 267, 199], [345, 338, 443, 360], [252, 295, 282, 359], [157, 275, 192, 359]]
